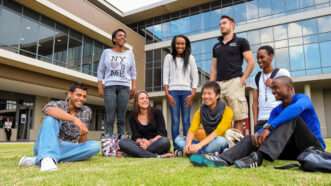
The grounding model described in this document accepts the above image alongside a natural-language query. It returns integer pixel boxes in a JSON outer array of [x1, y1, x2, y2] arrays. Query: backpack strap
[[270, 68, 280, 79], [254, 71, 262, 90]]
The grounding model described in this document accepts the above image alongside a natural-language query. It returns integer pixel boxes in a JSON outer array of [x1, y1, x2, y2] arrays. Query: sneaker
[[234, 152, 262, 169], [18, 156, 36, 167], [40, 157, 58, 172], [174, 150, 184, 157], [190, 154, 229, 167]]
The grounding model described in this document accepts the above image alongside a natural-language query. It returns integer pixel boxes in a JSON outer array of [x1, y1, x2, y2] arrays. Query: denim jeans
[[104, 85, 130, 137], [33, 116, 100, 164], [169, 90, 192, 148], [174, 136, 228, 154]]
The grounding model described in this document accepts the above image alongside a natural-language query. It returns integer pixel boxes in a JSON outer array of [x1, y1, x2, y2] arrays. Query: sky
[[105, 0, 166, 13]]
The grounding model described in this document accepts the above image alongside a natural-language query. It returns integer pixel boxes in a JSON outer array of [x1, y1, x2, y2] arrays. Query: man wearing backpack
[[190, 76, 326, 169], [252, 45, 290, 132]]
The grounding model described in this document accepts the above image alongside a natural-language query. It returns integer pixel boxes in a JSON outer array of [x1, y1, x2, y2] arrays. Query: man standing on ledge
[[210, 15, 255, 135]]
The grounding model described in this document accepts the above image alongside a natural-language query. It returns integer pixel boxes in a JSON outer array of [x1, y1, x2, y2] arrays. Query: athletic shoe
[[190, 154, 229, 167], [234, 152, 262, 169], [18, 156, 36, 167], [174, 150, 184, 157], [40, 157, 57, 172]]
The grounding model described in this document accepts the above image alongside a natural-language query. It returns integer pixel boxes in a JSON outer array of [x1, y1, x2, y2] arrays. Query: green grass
[[1, 141, 331, 186]]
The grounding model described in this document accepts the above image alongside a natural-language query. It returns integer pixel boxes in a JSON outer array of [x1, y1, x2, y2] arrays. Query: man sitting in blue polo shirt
[[190, 76, 325, 168]]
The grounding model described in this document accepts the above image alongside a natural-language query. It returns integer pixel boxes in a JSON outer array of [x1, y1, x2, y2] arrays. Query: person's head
[[171, 35, 192, 72], [112, 28, 127, 47], [257, 45, 274, 70], [67, 83, 88, 109], [201, 81, 221, 107], [219, 15, 235, 35], [271, 76, 295, 101], [133, 91, 153, 122]]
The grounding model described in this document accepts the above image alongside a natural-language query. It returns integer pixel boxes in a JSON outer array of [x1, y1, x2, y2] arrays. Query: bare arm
[[97, 80, 104, 96], [209, 58, 217, 81], [241, 51, 255, 82], [252, 89, 259, 125]]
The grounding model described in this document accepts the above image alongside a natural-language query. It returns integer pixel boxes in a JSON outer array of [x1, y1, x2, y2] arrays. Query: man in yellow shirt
[[174, 81, 233, 155]]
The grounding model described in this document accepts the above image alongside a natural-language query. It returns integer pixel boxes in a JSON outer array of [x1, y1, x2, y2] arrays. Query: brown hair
[[132, 91, 154, 123]]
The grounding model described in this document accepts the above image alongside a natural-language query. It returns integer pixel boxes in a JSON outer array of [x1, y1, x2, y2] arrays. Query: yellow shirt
[[188, 106, 233, 141]]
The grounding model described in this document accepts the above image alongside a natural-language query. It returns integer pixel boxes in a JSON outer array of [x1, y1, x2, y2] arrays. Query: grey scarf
[[200, 101, 226, 135]]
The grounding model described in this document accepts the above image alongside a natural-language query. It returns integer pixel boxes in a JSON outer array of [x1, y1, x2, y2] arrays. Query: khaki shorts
[[217, 77, 248, 121]]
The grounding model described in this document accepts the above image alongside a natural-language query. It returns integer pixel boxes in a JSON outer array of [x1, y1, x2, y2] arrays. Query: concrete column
[[248, 90, 255, 135], [162, 97, 171, 137], [304, 84, 311, 99]]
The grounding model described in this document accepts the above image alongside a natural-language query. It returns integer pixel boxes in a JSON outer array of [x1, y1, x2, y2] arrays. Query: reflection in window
[[53, 24, 68, 67], [93, 41, 104, 76], [260, 27, 274, 43], [258, 0, 272, 17], [38, 17, 55, 63], [82, 37, 93, 75], [304, 43, 321, 69], [320, 41, 331, 68], [67, 30, 82, 71], [273, 25, 288, 41], [289, 46, 305, 71], [275, 48, 290, 69], [301, 19, 318, 36], [318, 16, 331, 33], [20, 9, 39, 58], [288, 22, 302, 38]]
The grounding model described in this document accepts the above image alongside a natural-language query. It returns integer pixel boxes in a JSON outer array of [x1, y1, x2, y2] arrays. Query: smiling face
[[137, 92, 150, 110], [202, 87, 219, 107], [113, 31, 127, 47], [271, 79, 293, 101], [68, 88, 87, 109], [257, 49, 273, 70], [175, 36, 186, 55], [219, 18, 234, 35]]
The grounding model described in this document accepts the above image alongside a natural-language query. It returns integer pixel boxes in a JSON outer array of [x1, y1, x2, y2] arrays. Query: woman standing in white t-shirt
[[4, 117, 13, 141]]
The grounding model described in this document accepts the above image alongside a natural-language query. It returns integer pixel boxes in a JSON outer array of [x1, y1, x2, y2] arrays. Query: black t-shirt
[[212, 34, 251, 81], [129, 109, 168, 141]]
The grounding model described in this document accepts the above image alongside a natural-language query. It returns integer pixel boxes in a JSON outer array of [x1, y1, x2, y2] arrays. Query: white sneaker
[[18, 156, 36, 167], [40, 157, 58, 172]]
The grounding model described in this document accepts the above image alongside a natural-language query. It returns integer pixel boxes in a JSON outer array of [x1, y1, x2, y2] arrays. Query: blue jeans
[[104, 85, 130, 137], [169, 90, 192, 148], [174, 136, 228, 154], [33, 116, 100, 164]]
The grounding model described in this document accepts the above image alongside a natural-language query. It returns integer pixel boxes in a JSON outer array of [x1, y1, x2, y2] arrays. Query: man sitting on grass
[[190, 76, 325, 168], [19, 83, 100, 171]]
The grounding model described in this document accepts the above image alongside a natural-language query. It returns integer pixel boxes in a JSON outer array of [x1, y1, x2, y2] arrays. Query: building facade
[[0, 0, 145, 141]]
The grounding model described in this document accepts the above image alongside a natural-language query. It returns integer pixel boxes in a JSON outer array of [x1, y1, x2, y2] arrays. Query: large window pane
[[82, 36, 93, 75], [273, 24, 288, 40], [258, 0, 272, 17], [247, 30, 260, 45], [246, 1, 258, 20], [289, 46, 305, 71], [275, 48, 290, 69], [0, 2, 21, 52], [304, 43, 321, 69], [301, 0, 315, 8], [320, 41, 331, 68], [93, 41, 103, 76], [288, 22, 302, 38], [19, 8, 39, 59], [301, 19, 318, 36], [271, 0, 286, 14], [38, 16, 55, 63], [190, 14, 202, 33], [67, 30, 82, 71], [233, 3, 247, 23], [287, 0, 300, 11], [53, 24, 68, 67], [260, 27, 273, 43], [318, 16, 331, 33]]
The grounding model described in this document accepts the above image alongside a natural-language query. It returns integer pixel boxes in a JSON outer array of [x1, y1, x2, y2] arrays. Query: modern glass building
[[0, 0, 145, 141]]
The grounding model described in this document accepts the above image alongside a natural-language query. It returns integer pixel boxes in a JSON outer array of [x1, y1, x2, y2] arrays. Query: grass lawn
[[1, 140, 331, 186]]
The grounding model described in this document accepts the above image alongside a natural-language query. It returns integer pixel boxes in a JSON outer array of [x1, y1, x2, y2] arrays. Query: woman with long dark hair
[[163, 35, 199, 149], [97, 28, 137, 138], [119, 91, 172, 158]]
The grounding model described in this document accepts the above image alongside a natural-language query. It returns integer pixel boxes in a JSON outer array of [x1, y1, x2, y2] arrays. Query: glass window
[[247, 30, 260, 45], [38, 16, 55, 63], [258, 0, 272, 17], [288, 22, 302, 38], [301, 19, 318, 36], [273, 24, 288, 40], [208, 9, 221, 30], [260, 27, 274, 43], [301, 0, 315, 8], [67, 29, 82, 71], [318, 16, 331, 33], [246, 1, 258, 20], [146, 67, 153, 91], [289, 46, 305, 71], [19, 8, 40, 59], [275, 48, 290, 69], [233, 3, 247, 23], [220, 6, 234, 19], [304, 43, 321, 69], [82, 36, 93, 75], [53, 24, 68, 67], [92, 41, 103, 76], [0, 2, 21, 52], [271, 0, 286, 14], [190, 14, 202, 33], [320, 41, 331, 67], [287, 0, 300, 11]]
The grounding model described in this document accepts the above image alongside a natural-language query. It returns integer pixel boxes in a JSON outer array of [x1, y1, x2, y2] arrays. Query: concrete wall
[[324, 89, 331, 137], [311, 88, 328, 137]]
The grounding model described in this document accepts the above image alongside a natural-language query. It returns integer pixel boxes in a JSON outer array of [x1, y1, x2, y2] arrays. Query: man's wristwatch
[[263, 123, 272, 130]]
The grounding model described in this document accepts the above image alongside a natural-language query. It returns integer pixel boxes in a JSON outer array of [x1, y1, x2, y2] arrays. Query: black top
[[212, 34, 251, 81], [129, 109, 168, 141]]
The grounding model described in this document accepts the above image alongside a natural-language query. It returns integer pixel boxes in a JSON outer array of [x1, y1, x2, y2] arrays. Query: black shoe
[[174, 150, 184, 157], [234, 152, 262, 169]]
